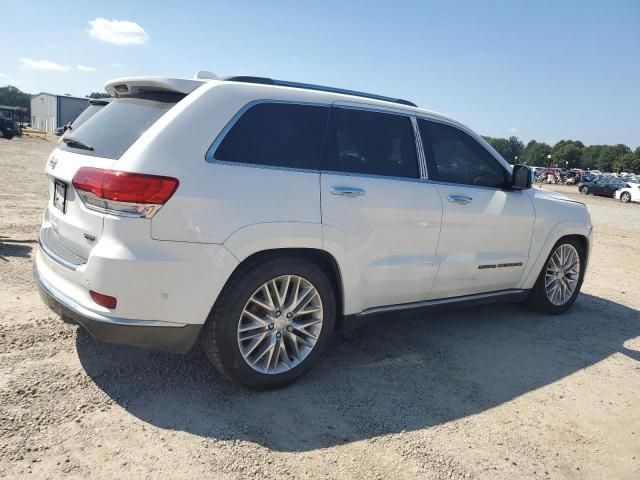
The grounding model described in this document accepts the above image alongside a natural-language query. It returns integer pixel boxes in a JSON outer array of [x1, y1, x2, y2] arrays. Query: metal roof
[[31, 92, 88, 101], [0, 105, 27, 111]]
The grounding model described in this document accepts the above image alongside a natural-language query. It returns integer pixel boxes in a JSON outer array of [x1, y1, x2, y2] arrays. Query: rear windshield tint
[[59, 92, 184, 159], [69, 104, 104, 130]]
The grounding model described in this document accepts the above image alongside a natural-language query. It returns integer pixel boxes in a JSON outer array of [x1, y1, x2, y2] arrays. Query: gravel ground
[[1, 136, 639, 479]]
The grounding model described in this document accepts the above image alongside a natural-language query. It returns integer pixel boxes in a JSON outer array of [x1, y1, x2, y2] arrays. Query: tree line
[[0, 86, 31, 112], [482, 135, 640, 174]]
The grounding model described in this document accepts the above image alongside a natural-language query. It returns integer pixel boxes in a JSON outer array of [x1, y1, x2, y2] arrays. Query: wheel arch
[[554, 233, 590, 272], [521, 222, 592, 290], [217, 247, 346, 330], [564, 233, 588, 256]]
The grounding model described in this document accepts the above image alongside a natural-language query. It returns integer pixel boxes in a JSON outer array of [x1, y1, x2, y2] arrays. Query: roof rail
[[223, 76, 417, 108]]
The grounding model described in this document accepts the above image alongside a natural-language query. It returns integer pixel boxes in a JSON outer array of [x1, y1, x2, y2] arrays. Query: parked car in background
[[614, 183, 640, 203], [55, 98, 113, 138], [578, 176, 629, 197], [0, 116, 21, 139], [35, 74, 593, 389], [579, 172, 599, 183]]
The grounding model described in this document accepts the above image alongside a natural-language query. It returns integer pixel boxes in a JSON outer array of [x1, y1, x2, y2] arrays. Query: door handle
[[447, 194, 473, 205], [331, 186, 366, 197]]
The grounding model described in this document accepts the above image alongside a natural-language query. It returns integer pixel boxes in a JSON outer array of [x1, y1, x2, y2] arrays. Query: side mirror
[[512, 164, 532, 189]]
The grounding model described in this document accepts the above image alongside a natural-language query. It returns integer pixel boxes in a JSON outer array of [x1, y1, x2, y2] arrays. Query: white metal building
[[30, 93, 89, 132]]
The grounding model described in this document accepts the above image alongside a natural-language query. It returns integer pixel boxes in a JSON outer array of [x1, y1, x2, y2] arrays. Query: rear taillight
[[72, 167, 179, 218]]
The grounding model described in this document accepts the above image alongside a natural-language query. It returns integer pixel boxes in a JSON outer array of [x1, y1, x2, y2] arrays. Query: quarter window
[[213, 103, 329, 170], [418, 119, 507, 188], [323, 108, 419, 178]]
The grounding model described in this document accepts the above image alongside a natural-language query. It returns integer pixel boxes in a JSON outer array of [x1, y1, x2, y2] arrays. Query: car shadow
[[0, 237, 36, 261], [76, 293, 639, 452]]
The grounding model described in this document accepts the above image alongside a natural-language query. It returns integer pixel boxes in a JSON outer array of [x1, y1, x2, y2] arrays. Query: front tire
[[201, 255, 336, 390], [621, 192, 631, 203], [526, 238, 585, 314], [580, 186, 589, 194]]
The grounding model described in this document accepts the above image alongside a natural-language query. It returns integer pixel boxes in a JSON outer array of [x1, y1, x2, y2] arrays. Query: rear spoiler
[[105, 77, 205, 97]]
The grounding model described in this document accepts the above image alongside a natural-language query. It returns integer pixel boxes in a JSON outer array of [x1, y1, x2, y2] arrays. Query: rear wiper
[[63, 137, 94, 151]]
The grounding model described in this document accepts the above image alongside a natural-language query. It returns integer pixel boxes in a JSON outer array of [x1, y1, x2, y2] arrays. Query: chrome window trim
[[331, 100, 415, 117], [206, 98, 424, 182], [205, 97, 514, 190], [205, 98, 331, 167], [320, 169, 428, 185], [411, 116, 428, 179], [419, 178, 527, 193], [205, 158, 320, 175]]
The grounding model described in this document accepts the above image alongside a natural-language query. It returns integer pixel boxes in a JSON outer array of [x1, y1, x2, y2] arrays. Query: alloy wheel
[[545, 244, 580, 306], [237, 275, 323, 374]]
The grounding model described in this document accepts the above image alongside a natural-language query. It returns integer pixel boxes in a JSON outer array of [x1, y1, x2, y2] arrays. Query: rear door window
[[212, 103, 330, 170], [59, 92, 184, 160], [323, 107, 419, 178]]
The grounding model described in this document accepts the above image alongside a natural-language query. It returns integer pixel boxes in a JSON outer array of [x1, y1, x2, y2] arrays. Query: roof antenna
[[194, 70, 218, 80]]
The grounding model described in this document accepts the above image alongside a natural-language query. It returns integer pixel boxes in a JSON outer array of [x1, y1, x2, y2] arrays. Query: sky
[[1, 0, 638, 147]]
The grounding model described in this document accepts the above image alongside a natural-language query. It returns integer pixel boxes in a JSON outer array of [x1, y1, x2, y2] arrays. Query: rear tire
[[201, 254, 336, 390], [621, 192, 631, 203], [580, 186, 589, 194], [526, 238, 586, 314]]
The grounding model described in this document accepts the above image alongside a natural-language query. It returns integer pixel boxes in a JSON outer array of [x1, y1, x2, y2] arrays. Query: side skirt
[[341, 289, 530, 331]]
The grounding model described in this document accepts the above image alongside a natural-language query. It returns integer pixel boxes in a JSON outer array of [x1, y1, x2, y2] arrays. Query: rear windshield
[[68, 104, 104, 131], [59, 92, 184, 159]]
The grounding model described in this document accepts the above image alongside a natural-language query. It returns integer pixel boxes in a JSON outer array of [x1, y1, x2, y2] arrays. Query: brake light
[[72, 167, 178, 218], [90, 290, 117, 309]]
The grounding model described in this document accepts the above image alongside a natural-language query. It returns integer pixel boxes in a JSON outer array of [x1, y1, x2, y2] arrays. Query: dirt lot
[[1, 136, 639, 479]]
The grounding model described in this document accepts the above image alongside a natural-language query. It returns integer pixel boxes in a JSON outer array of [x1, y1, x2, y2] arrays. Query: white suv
[[35, 74, 592, 389]]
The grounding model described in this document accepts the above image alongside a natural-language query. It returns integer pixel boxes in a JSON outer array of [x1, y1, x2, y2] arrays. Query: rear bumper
[[34, 261, 202, 354]]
